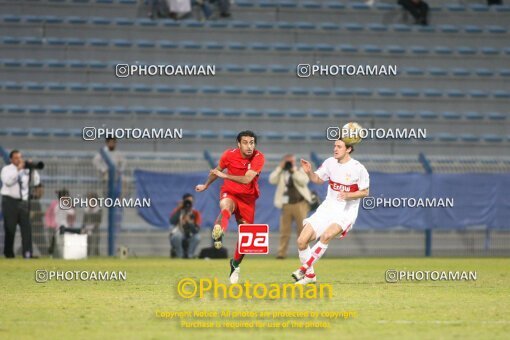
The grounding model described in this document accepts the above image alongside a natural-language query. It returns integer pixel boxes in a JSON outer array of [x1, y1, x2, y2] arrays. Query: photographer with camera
[[269, 154, 312, 259], [1, 150, 43, 258], [169, 193, 202, 258]]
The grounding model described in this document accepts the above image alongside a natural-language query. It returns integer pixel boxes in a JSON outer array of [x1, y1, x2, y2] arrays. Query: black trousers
[[2, 195, 32, 258]]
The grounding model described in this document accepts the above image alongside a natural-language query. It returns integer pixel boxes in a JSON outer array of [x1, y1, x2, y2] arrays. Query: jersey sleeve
[[250, 152, 265, 174], [358, 164, 370, 190], [218, 150, 230, 169], [315, 159, 330, 181]]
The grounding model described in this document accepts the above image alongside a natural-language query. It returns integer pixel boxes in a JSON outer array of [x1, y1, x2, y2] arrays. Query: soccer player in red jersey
[[195, 130, 265, 283]]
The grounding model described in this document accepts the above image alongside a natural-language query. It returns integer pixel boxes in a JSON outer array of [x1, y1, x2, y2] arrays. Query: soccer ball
[[341, 122, 363, 145]]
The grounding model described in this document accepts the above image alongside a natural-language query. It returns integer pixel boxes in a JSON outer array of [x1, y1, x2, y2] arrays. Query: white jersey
[[316, 157, 369, 204], [303, 157, 369, 238]]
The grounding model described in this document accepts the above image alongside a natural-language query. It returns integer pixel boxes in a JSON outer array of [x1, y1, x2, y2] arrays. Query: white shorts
[[303, 200, 357, 240]]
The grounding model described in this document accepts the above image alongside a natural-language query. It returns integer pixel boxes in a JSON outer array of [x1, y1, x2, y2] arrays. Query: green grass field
[[0, 257, 509, 340]]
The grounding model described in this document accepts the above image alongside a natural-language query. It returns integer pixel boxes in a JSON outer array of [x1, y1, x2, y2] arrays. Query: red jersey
[[218, 148, 265, 198]]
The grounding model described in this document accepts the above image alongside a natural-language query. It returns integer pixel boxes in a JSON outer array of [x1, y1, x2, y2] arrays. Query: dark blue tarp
[[134, 170, 510, 231]]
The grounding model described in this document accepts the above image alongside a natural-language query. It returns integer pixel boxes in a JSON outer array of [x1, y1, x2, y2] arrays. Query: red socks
[[215, 209, 231, 232]]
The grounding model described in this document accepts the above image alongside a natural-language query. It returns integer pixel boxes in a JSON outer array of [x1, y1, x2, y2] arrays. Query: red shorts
[[220, 192, 256, 224]]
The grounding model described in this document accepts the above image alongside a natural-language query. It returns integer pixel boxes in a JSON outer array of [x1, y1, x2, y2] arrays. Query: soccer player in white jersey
[[291, 139, 370, 284]]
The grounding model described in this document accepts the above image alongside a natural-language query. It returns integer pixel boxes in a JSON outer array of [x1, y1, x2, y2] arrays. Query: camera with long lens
[[283, 161, 293, 171], [24, 161, 45, 170], [183, 199, 193, 211]]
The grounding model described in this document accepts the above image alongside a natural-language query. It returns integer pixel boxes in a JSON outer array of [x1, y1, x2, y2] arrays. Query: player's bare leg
[[295, 223, 344, 284], [292, 223, 316, 282], [212, 198, 235, 249], [229, 217, 247, 284]]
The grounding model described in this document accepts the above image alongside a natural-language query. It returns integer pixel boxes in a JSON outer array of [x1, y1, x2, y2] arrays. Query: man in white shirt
[[1, 150, 41, 258], [291, 140, 370, 284]]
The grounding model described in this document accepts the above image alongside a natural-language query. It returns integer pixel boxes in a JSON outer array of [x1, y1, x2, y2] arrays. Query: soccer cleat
[[291, 268, 305, 282], [295, 275, 317, 285], [229, 259, 240, 284], [212, 224, 224, 249]]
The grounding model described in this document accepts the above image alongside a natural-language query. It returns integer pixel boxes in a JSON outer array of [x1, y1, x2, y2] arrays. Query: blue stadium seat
[[261, 131, 284, 140], [8, 128, 29, 137], [247, 65, 267, 73], [48, 105, 67, 114], [91, 106, 109, 115], [27, 105, 46, 114], [245, 87, 265, 95], [25, 37, 43, 45], [4, 105, 24, 113], [91, 17, 112, 25], [353, 110, 371, 118], [220, 130, 237, 140], [288, 110, 307, 118], [332, 111, 349, 118], [69, 82, 88, 91], [493, 91, 510, 99], [373, 110, 392, 118], [460, 134, 480, 142], [309, 111, 328, 119], [90, 83, 109, 92], [424, 89, 443, 97], [111, 83, 130, 92], [482, 134, 504, 143], [312, 87, 331, 96], [198, 130, 219, 139], [178, 85, 197, 94], [205, 42, 224, 50], [30, 128, 50, 137], [463, 25, 483, 33], [396, 111, 416, 119], [113, 39, 132, 47], [469, 90, 489, 98], [410, 46, 429, 54], [442, 111, 462, 119], [200, 108, 219, 117], [465, 112, 483, 120], [267, 109, 285, 118], [134, 106, 153, 115], [25, 82, 44, 91], [378, 88, 397, 97], [487, 112, 506, 120], [244, 110, 263, 117], [447, 90, 466, 98], [222, 109, 242, 117], [451, 68, 470, 76], [344, 23, 364, 31], [177, 107, 196, 116], [88, 38, 109, 46], [154, 107, 174, 115], [419, 111, 439, 119], [387, 45, 406, 54], [223, 86, 242, 95], [201, 86, 220, 94], [401, 88, 420, 97], [363, 45, 383, 53]]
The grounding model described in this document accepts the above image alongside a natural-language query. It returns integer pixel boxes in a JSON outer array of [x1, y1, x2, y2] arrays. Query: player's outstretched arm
[[195, 166, 223, 192], [300, 159, 324, 184], [211, 169, 259, 185]]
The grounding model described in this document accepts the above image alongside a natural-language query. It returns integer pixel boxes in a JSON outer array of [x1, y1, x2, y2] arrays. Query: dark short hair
[[9, 150, 20, 159], [56, 188, 70, 197], [182, 193, 193, 200], [237, 130, 257, 144], [346, 144, 355, 154], [106, 137, 116, 142]]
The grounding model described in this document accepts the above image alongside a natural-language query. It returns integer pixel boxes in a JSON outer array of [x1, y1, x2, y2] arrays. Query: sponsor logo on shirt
[[329, 180, 359, 192]]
